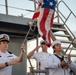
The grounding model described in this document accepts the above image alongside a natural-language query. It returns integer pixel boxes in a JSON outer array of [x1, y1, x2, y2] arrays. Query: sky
[[0, 0, 76, 15], [0, 0, 76, 72]]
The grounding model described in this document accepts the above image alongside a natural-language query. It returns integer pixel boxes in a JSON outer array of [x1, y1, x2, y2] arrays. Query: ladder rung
[[70, 54, 76, 57], [62, 47, 76, 50], [66, 54, 76, 57], [61, 40, 76, 44], [51, 28, 66, 31], [60, 40, 72, 43], [54, 34, 70, 37], [53, 22, 64, 26]]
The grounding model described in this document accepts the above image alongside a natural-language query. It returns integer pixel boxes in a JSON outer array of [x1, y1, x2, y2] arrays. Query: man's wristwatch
[[5, 62, 9, 66]]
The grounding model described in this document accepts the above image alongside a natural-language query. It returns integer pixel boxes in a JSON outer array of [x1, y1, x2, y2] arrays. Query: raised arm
[[27, 45, 41, 58], [14, 43, 25, 62]]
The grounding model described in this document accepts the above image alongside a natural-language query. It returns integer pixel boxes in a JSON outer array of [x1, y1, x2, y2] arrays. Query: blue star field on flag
[[42, 0, 57, 11]]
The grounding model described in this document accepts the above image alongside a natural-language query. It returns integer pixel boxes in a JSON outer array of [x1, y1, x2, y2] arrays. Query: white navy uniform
[[47, 54, 76, 75], [31, 52, 51, 75], [0, 51, 17, 75]]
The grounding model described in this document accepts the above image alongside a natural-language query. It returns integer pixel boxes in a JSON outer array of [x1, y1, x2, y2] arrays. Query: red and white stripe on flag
[[32, 0, 54, 47], [32, 0, 42, 20], [37, 8, 54, 47]]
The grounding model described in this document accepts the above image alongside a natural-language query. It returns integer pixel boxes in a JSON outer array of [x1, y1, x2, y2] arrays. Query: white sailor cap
[[40, 40, 47, 45], [52, 40, 61, 47], [0, 34, 10, 42]]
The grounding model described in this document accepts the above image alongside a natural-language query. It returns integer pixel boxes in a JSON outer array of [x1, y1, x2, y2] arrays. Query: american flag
[[32, 0, 57, 47]]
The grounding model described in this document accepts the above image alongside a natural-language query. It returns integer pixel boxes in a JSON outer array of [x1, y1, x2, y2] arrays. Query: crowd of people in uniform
[[27, 39, 76, 75], [0, 33, 76, 75]]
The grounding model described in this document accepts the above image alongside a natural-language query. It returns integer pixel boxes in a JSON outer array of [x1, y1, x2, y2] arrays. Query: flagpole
[[33, 0, 36, 10], [33, 0, 40, 73]]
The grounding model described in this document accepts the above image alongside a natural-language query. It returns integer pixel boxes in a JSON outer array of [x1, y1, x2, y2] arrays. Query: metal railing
[[28, 58, 49, 75], [55, 0, 76, 53], [0, 0, 34, 16]]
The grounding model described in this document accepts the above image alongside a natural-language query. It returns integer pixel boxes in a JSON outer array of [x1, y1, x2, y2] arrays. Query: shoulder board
[[8, 51, 12, 54], [0, 53, 1, 57]]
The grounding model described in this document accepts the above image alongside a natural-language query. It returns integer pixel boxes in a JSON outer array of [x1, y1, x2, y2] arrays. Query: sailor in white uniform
[[27, 40, 51, 75], [47, 40, 76, 75], [0, 34, 25, 75]]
